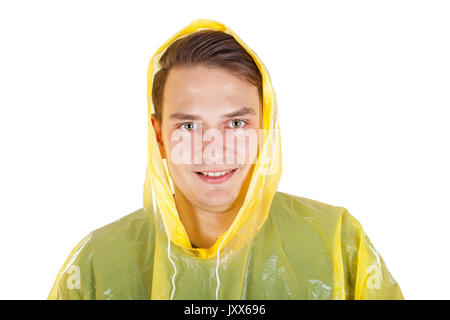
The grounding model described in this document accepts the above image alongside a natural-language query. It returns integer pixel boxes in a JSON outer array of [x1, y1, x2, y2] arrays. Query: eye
[[179, 122, 198, 131], [228, 119, 247, 129]]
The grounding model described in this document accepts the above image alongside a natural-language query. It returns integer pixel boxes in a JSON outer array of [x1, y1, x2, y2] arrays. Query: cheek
[[164, 137, 199, 179], [165, 160, 192, 191], [163, 130, 198, 166], [229, 129, 259, 166]]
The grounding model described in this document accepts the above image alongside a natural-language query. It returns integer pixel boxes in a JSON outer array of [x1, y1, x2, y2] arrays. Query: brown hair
[[152, 30, 263, 122]]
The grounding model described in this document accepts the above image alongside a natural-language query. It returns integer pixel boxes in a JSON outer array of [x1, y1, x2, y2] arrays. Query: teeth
[[200, 170, 233, 177]]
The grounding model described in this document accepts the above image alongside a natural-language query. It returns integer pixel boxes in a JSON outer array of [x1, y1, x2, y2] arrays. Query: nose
[[199, 127, 258, 166], [201, 128, 226, 165]]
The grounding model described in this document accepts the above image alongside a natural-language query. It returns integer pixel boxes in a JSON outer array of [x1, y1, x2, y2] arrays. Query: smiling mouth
[[195, 169, 237, 177], [194, 168, 238, 184]]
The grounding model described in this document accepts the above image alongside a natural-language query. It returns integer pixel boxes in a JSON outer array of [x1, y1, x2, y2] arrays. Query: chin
[[196, 190, 236, 209]]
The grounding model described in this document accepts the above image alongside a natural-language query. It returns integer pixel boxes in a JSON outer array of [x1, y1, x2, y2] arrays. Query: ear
[[151, 113, 166, 159]]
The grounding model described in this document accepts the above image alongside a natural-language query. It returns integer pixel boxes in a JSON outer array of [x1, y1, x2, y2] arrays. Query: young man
[[48, 19, 404, 300]]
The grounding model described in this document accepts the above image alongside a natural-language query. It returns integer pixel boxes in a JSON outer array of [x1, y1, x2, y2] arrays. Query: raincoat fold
[[48, 18, 404, 300]]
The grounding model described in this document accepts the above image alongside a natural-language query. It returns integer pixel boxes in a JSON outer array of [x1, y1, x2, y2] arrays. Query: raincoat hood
[[143, 18, 282, 260]]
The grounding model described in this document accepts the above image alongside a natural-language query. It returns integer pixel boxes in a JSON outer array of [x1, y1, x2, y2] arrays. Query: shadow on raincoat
[[48, 18, 404, 300]]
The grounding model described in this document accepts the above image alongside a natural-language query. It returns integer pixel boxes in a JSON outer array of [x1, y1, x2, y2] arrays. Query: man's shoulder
[[90, 208, 150, 236], [272, 190, 347, 222], [50, 208, 155, 299], [271, 190, 363, 244], [85, 208, 155, 253]]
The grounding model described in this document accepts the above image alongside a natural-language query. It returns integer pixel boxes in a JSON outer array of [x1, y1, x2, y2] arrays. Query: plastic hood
[[143, 18, 282, 260]]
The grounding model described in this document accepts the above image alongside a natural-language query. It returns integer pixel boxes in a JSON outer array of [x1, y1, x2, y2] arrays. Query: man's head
[[151, 30, 263, 212]]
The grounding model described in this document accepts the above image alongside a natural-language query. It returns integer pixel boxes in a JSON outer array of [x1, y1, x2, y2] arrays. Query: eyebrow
[[169, 107, 256, 121]]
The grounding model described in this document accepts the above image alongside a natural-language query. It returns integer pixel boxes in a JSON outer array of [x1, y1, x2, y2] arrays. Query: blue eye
[[228, 119, 247, 128], [179, 122, 198, 131]]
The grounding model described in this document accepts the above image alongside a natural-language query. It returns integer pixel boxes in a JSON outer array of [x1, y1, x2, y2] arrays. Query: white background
[[1, 0, 449, 299]]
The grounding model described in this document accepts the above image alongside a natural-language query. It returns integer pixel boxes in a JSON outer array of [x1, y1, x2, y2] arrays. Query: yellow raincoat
[[48, 19, 404, 300]]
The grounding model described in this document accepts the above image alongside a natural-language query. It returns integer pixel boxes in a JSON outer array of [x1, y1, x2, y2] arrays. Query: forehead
[[162, 65, 261, 118]]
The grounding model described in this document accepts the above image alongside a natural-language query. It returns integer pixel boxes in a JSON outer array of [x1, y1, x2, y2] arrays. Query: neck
[[174, 188, 242, 249]]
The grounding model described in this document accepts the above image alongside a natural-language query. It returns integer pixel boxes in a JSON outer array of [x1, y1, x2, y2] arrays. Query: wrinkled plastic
[[48, 19, 404, 300]]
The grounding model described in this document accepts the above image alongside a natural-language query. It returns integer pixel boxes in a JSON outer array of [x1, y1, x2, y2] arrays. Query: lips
[[194, 168, 237, 184]]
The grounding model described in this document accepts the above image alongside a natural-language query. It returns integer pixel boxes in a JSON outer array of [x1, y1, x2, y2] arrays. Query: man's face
[[151, 65, 262, 212]]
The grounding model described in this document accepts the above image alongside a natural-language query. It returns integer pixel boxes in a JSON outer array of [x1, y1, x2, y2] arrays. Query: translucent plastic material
[[48, 18, 404, 300]]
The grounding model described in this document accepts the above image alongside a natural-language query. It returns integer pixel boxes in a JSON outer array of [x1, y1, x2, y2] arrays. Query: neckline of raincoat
[[143, 18, 282, 260]]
